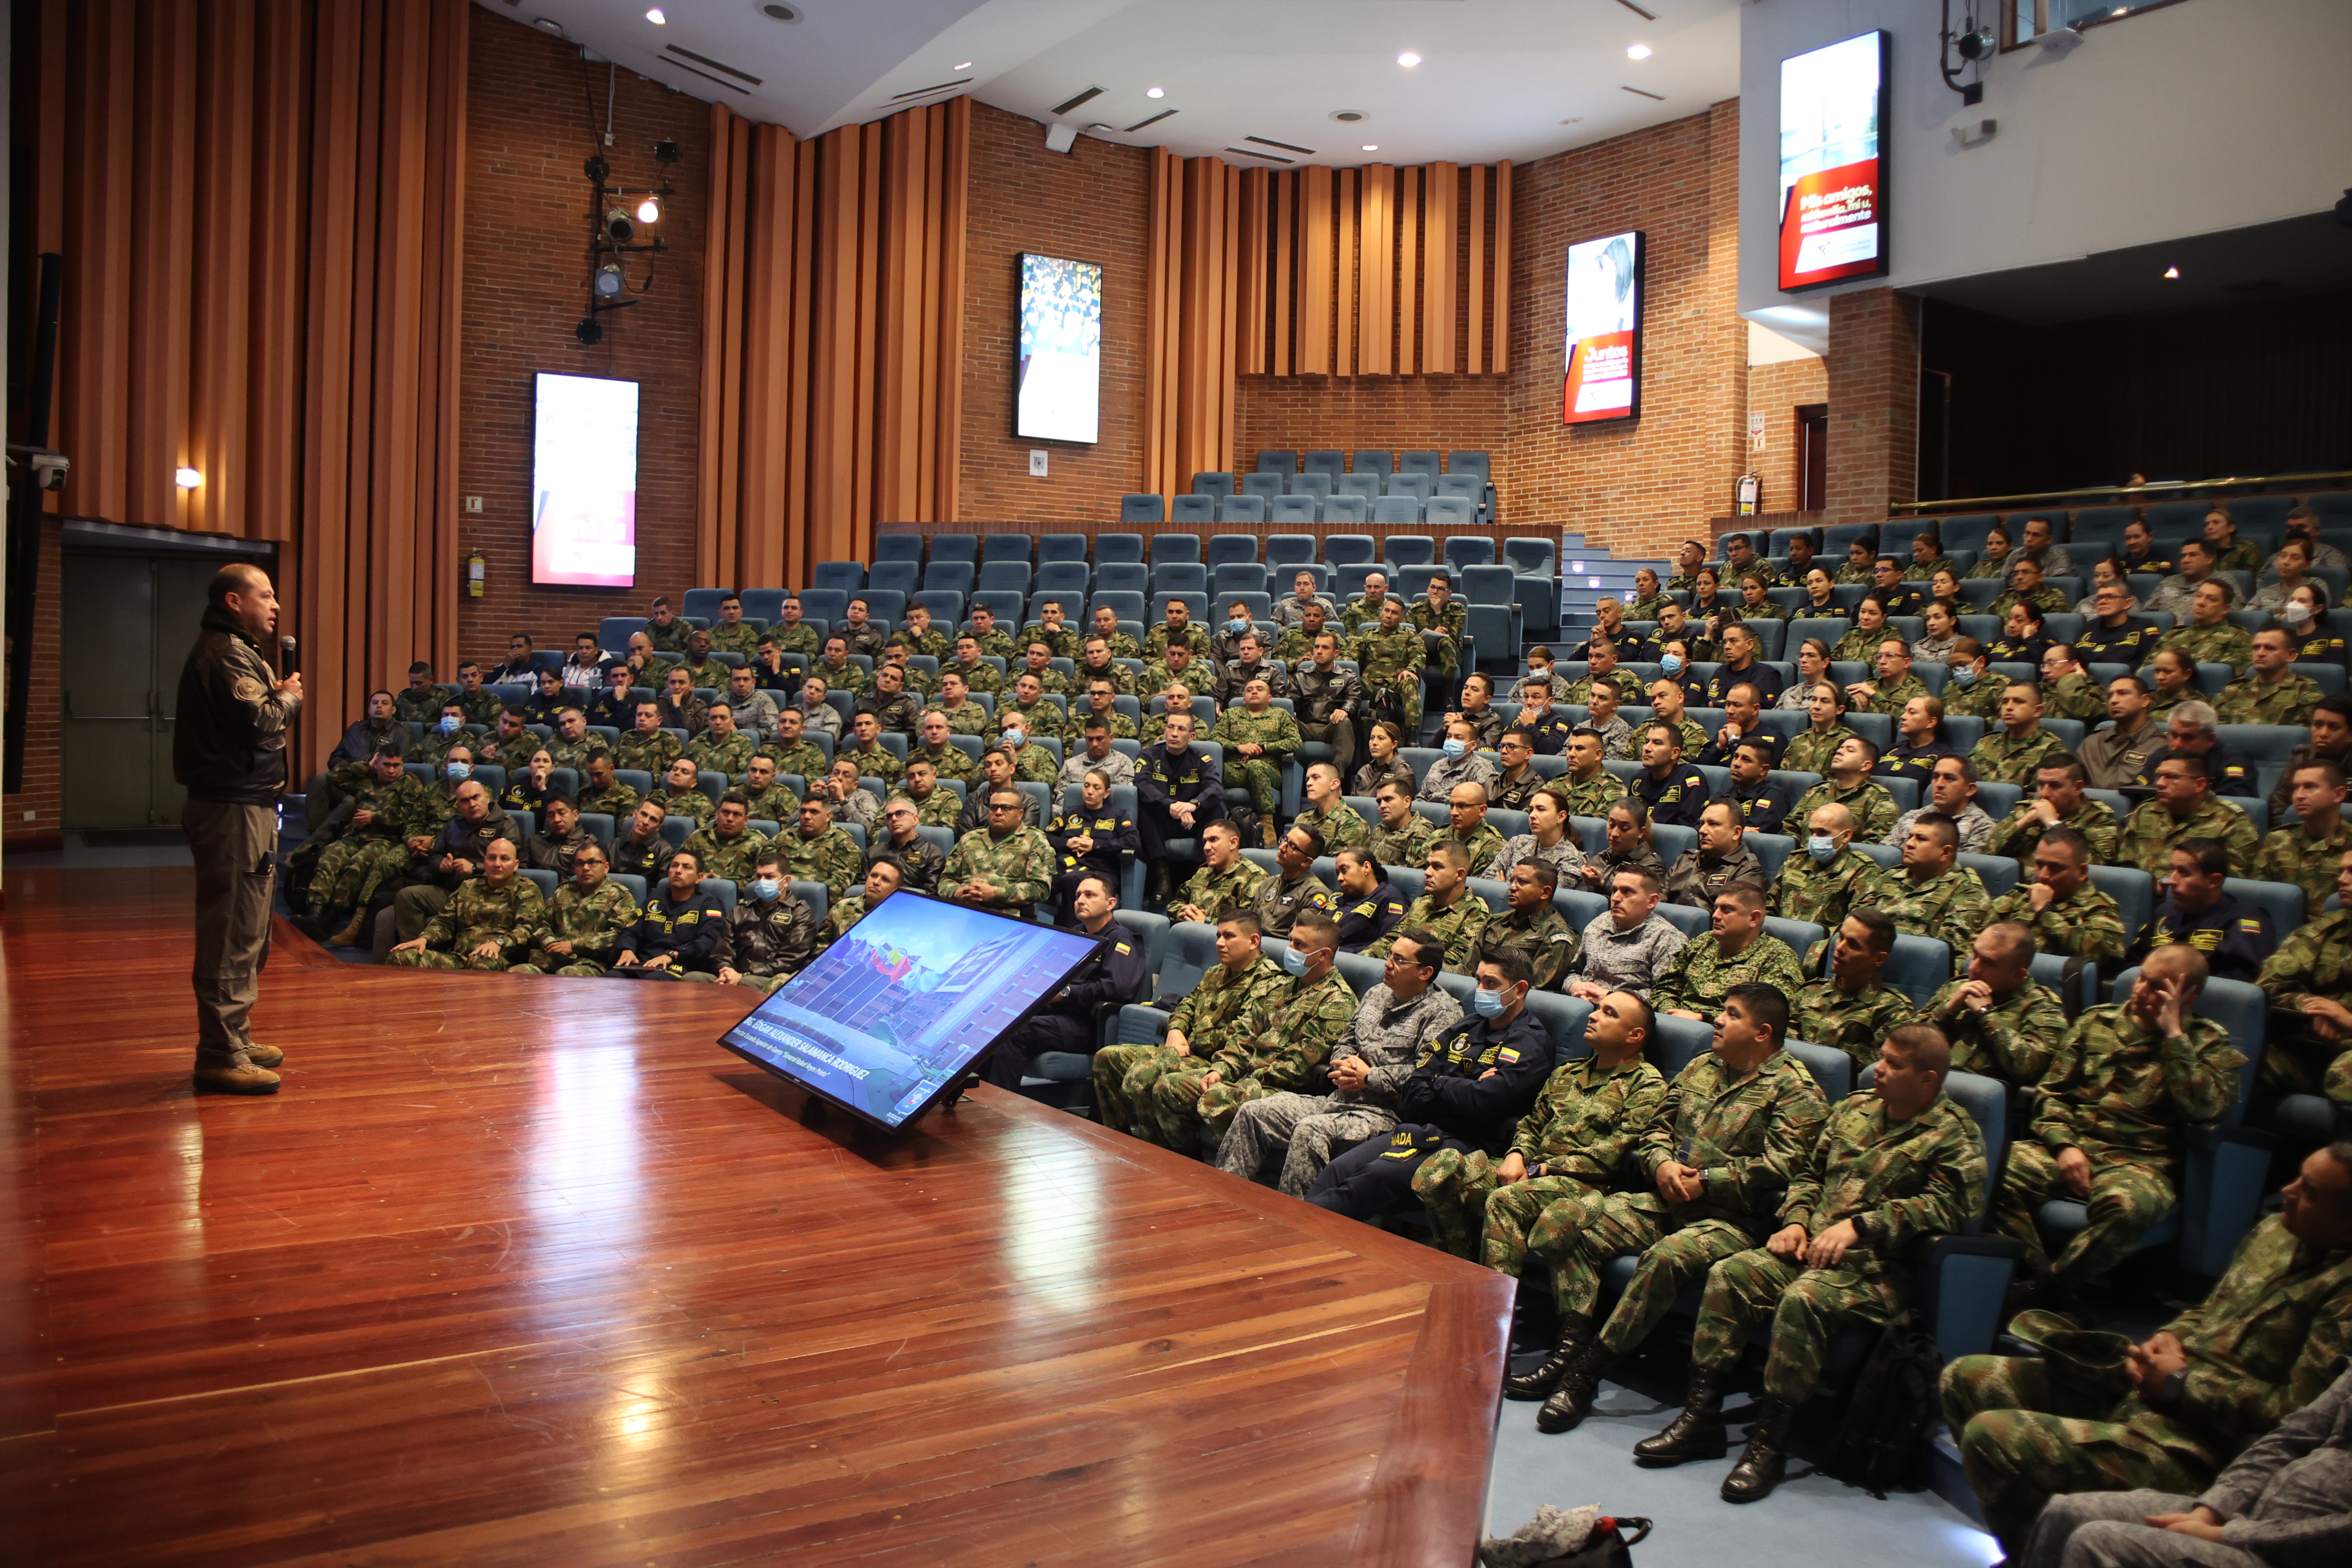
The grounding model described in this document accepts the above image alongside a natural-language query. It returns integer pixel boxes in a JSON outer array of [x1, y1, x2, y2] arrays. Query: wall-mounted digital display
[[1777, 31, 1890, 292], [530, 371, 638, 588], [1016, 252, 1102, 444], [1562, 230, 1644, 425]]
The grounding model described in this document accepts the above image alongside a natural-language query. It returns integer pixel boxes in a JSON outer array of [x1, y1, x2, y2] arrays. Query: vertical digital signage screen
[[1015, 252, 1102, 444], [1562, 230, 1644, 425], [1777, 31, 1890, 292], [530, 371, 639, 588], [718, 890, 1104, 1132]]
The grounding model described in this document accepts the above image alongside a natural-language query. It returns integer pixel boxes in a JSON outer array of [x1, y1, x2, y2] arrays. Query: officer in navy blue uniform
[[1333, 847, 1409, 953], [1702, 626, 1787, 707], [2136, 735, 2259, 799], [1046, 778, 1139, 926], [612, 849, 728, 977], [2135, 837, 2279, 983], [983, 871, 1150, 1089], [1136, 711, 1227, 903], [1304, 949, 1550, 1219], [1631, 721, 1712, 830]]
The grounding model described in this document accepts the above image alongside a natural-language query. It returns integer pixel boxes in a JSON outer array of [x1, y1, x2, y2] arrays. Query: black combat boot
[[1504, 1311, 1591, 1401], [1720, 1394, 1795, 1502], [1534, 1339, 1608, 1434], [1632, 1364, 1729, 1464]]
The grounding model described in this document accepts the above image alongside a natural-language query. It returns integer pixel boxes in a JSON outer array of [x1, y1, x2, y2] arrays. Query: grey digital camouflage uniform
[[1650, 932, 1806, 1019], [1888, 801, 1998, 856], [1428, 1053, 1669, 1269], [1692, 1093, 1984, 1401], [1942, 1214, 2352, 1555], [1211, 981, 1465, 1193], [1093, 955, 1287, 1146], [1562, 912, 1687, 999], [1927, 977, 2071, 1086], [1791, 977, 1917, 1066], [1488, 832, 1586, 886], [1989, 1003, 2244, 1291]]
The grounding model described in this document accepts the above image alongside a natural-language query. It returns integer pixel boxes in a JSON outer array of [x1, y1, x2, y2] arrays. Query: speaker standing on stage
[[175, 564, 302, 1094]]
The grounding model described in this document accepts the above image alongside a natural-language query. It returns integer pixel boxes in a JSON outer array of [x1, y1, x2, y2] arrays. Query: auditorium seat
[[1095, 531, 1145, 565], [1323, 534, 1375, 568], [983, 532, 1033, 565], [1387, 472, 1434, 505], [1268, 495, 1317, 527], [1254, 449, 1297, 474], [1288, 472, 1333, 501], [1425, 496, 1476, 534], [1442, 537, 1496, 571], [911, 588, 965, 625], [1239, 472, 1283, 503], [1151, 562, 1206, 597], [797, 588, 849, 623], [1154, 590, 1207, 625], [924, 560, 976, 596], [1190, 470, 1236, 496], [1370, 496, 1421, 527], [1037, 533, 1087, 565], [1322, 493, 1369, 525], [1169, 494, 1214, 524], [1502, 537, 1555, 576], [598, 616, 646, 653], [1033, 561, 1089, 598], [977, 560, 1031, 593], [1211, 563, 1268, 598], [1880, 934, 1953, 1007], [1120, 494, 1165, 525], [2226, 876, 2309, 931], [1302, 449, 1345, 479], [1219, 495, 1266, 524], [1351, 449, 1393, 475], [1095, 560, 1149, 596], [930, 533, 979, 565], [811, 561, 864, 592], [867, 559, 919, 597], [874, 531, 924, 562], [682, 588, 730, 620], [1206, 539, 1256, 573], [1265, 534, 1315, 570]]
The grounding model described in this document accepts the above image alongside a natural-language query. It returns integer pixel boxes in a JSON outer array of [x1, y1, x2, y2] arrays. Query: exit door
[[61, 550, 238, 830]]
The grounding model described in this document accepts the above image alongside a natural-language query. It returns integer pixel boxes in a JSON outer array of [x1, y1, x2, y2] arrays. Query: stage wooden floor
[[1, 866, 1511, 1566]]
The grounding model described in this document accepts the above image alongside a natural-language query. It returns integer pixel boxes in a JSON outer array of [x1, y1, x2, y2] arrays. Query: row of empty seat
[[1118, 490, 1477, 526], [850, 530, 1556, 574]]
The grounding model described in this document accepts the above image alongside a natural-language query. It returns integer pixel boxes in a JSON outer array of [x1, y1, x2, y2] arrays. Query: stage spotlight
[[637, 196, 660, 224], [605, 206, 634, 242], [175, 466, 203, 489], [654, 139, 680, 165], [595, 263, 625, 299]]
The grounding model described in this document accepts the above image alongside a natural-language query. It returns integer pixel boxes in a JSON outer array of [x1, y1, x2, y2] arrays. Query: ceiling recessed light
[[646, 7, 666, 23], [1626, 43, 1651, 60], [1146, 86, 1164, 98], [1329, 110, 1367, 123], [2163, 266, 2180, 279], [1396, 51, 1421, 67], [955, 61, 971, 70], [533, 16, 565, 34], [756, 3, 803, 23], [1361, 144, 1378, 152]]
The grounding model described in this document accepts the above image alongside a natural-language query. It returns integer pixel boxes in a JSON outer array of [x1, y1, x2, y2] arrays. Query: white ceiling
[[482, 0, 1743, 166]]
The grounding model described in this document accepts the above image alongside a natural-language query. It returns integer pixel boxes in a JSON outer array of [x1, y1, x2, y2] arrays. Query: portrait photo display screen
[[531, 371, 639, 588], [719, 891, 1103, 1131], [1777, 30, 1890, 292], [1015, 252, 1103, 444], [1562, 230, 1644, 426]]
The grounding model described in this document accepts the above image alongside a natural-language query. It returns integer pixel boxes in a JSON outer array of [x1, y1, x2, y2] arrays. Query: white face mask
[[2283, 600, 2313, 626]]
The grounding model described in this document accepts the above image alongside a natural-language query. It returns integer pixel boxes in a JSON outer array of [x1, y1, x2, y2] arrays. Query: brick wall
[[1823, 288, 1921, 531], [3, 515, 63, 851], [959, 104, 1152, 521], [453, 6, 708, 660], [1747, 356, 1829, 518]]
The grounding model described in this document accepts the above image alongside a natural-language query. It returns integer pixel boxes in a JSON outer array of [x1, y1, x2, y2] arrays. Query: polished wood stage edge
[[2, 867, 1511, 1567]]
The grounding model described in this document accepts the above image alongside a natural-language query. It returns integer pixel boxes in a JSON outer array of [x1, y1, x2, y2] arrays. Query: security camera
[[1957, 24, 1996, 61], [32, 450, 68, 490]]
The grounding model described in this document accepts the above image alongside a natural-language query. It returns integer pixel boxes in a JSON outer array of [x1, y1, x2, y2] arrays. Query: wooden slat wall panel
[[1297, 165, 1332, 375], [1466, 163, 1488, 376], [1358, 165, 1392, 377], [1490, 160, 1512, 374], [931, 95, 971, 527], [57, 1, 137, 528], [1236, 168, 1268, 376], [1422, 162, 1457, 374], [128, 0, 198, 533], [697, 105, 745, 586], [187, 2, 256, 540], [1396, 166, 1418, 377], [245, 0, 307, 548], [1335, 168, 1357, 379], [1272, 171, 1293, 378]]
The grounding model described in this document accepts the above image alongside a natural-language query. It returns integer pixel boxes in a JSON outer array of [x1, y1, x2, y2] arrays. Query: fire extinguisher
[[1735, 473, 1762, 516], [466, 550, 486, 599]]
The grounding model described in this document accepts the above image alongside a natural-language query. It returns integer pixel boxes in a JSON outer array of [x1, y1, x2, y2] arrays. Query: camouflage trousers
[[1690, 1248, 1902, 1403], [1529, 1190, 1760, 1356], [1225, 758, 1283, 816], [1140, 1064, 1250, 1153], [1477, 1173, 1608, 1275], [312, 837, 413, 913], [389, 946, 510, 971], [2259, 1027, 2352, 1110], [1991, 1143, 2174, 1292], [1941, 1349, 2214, 1555], [1092, 1042, 1192, 1142]]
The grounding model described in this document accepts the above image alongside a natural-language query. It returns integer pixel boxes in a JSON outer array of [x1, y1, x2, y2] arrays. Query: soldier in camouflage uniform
[[681, 794, 769, 891], [1367, 780, 1437, 872], [576, 752, 643, 821], [1075, 606, 1133, 662], [1560, 640, 1646, 708], [1942, 649, 2010, 721], [1156, 911, 1357, 1149], [1987, 757, 2122, 866], [732, 754, 800, 824], [1790, 740, 1901, 844], [1294, 763, 1370, 851], [1942, 1152, 2352, 1559], [1443, 781, 1510, 879], [1271, 600, 1338, 662], [689, 848, 821, 994], [927, 674, 992, 738], [1984, 828, 2130, 974], [2253, 763, 2352, 919], [469, 710, 537, 770], [1170, 819, 1265, 924], [1069, 683, 1138, 742], [911, 710, 981, 784], [1929, 921, 2073, 1086], [938, 640, 998, 697], [649, 757, 717, 827], [1139, 640, 1212, 703], [2254, 844, 2352, 1111], [1021, 602, 1082, 662], [1866, 813, 1996, 955], [1973, 680, 2075, 786], [1212, 680, 1301, 824], [1407, 576, 1467, 677], [758, 707, 830, 784], [776, 795, 863, 897], [1339, 573, 1399, 634], [1651, 1025, 1984, 1501], [388, 838, 545, 969], [677, 631, 732, 693], [1779, 695, 1858, 778], [995, 673, 1068, 744], [2216, 628, 2324, 727], [899, 763, 964, 829], [686, 705, 757, 776], [2157, 579, 2254, 675], [838, 712, 906, 785], [1519, 983, 1831, 1433], [615, 704, 684, 776], [538, 710, 609, 773], [952, 608, 1014, 663], [1427, 990, 1666, 1265], [1143, 603, 1213, 660], [1351, 596, 1426, 735], [405, 705, 472, 768], [642, 601, 695, 655], [1453, 860, 1578, 990], [943, 784, 1055, 916], [1073, 637, 1138, 697], [2117, 754, 2261, 877], [703, 594, 760, 658], [1367, 839, 1489, 972], [513, 842, 640, 975], [1769, 800, 1879, 934], [822, 858, 902, 942], [1094, 911, 1288, 1145], [301, 748, 435, 931], [1545, 731, 1629, 821], [1991, 946, 2245, 1299], [1250, 825, 1339, 939], [1792, 910, 1918, 1067], [392, 667, 452, 729], [1650, 885, 1807, 1020]]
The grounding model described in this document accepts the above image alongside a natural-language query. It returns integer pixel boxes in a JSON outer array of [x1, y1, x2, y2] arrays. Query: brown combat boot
[[330, 909, 370, 946], [1260, 818, 1278, 848], [242, 1042, 285, 1069], [194, 1060, 281, 1095]]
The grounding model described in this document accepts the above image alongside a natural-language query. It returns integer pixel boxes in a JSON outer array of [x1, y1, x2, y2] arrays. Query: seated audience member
[[1651, 886, 1806, 1022], [1563, 637, 1643, 708], [931, 671, 989, 737], [956, 748, 1041, 836], [615, 701, 682, 776], [1880, 693, 1959, 787], [2157, 578, 2254, 677], [2255, 846, 2352, 1116], [856, 662, 922, 737], [1891, 754, 1998, 855], [1927, 921, 2071, 1086], [620, 631, 674, 689], [510, 839, 640, 976], [1515, 644, 1571, 702], [814, 756, 881, 833], [1563, 866, 1684, 1002], [1074, 635, 1136, 696], [1214, 678, 1300, 841], [525, 793, 592, 879], [707, 592, 762, 658], [1253, 824, 1338, 940], [1446, 672, 1507, 753], [608, 848, 726, 979], [913, 709, 981, 784], [650, 756, 716, 827], [388, 837, 543, 971], [2217, 626, 2324, 729], [1781, 679, 1857, 776], [1721, 738, 1798, 836], [2254, 760, 2352, 916], [1294, 762, 1369, 852], [1215, 628, 1289, 704], [1418, 715, 1499, 803], [2113, 516, 2171, 579], [1453, 859, 1577, 990], [654, 667, 708, 736], [2143, 648, 2201, 726], [1272, 569, 1334, 631], [1350, 595, 1428, 735], [1419, 989, 1664, 1275], [1331, 847, 1407, 953], [2007, 514, 2074, 585], [865, 794, 946, 894], [944, 786, 1054, 916], [777, 794, 862, 897], [405, 699, 471, 767], [1947, 1140, 2352, 1564], [1291, 629, 1364, 778], [2138, 838, 2279, 984], [732, 752, 798, 824], [1706, 623, 1786, 707], [840, 710, 905, 784], [681, 791, 770, 891], [1791, 735, 1900, 845], [393, 660, 451, 727], [560, 632, 611, 689], [1629, 720, 1711, 831], [1171, 817, 1266, 926], [1516, 984, 1830, 1434], [1986, 826, 2129, 971], [1646, 1024, 1984, 1504], [760, 703, 829, 781], [1942, 636, 2006, 721], [1577, 797, 1669, 895], [1666, 800, 1768, 910], [1147, 596, 1213, 657], [640, 598, 691, 655], [1548, 725, 1629, 821], [898, 759, 962, 830], [1867, 809, 1996, 956], [1832, 597, 1894, 665], [995, 670, 1067, 747], [1068, 678, 1136, 741], [1491, 788, 1584, 885], [685, 702, 755, 775], [2080, 673, 2165, 790], [608, 795, 677, 885], [2119, 750, 2261, 876], [2147, 537, 2244, 625], [2074, 575, 2162, 667], [1140, 639, 1208, 706], [1769, 800, 1876, 933], [690, 848, 818, 995], [1990, 556, 2069, 622], [1094, 911, 1287, 1144], [1086, 603, 1139, 661], [821, 853, 900, 942], [1695, 682, 1769, 767], [1366, 840, 1488, 972], [1440, 781, 1507, 879], [585, 662, 641, 732], [1791, 909, 1917, 1067], [1991, 757, 2122, 867], [1047, 770, 1137, 923], [1975, 680, 2073, 787], [301, 745, 435, 944], [327, 688, 409, 774], [1136, 711, 1225, 903], [523, 667, 573, 726], [1139, 680, 1209, 748], [1057, 716, 1136, 793], [792, 675, 842, 739], [391, 775, 521, 941], [980, 871, 1150, 1088]]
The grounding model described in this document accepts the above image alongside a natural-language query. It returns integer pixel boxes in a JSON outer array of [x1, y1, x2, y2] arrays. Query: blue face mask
[[749, 877, 781, 902], [1281, 945, 1309, 977], [1952, 664, 1978, 687], [1442, 738, 1467, 760], [439, 715, 459, 734], [1003, 727, 1024, 747], [1808, 833, 1838, 863], [444, 762, 472, 782], [1660, 653, 1683, 674], [1228, 617, 1250, 634], [1473, 984, 1512, 1018]]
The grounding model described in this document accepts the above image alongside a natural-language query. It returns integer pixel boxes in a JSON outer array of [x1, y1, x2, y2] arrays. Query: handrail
[[1887, 469, 2352, 516]]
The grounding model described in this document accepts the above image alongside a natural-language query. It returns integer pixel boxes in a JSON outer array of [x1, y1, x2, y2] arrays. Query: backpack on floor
[[1819, 1310, 1941, 1498]]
